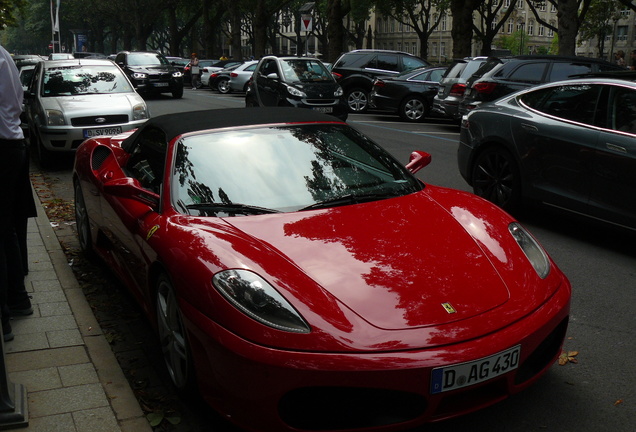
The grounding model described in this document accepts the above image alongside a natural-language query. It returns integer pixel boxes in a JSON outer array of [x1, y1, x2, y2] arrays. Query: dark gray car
[[458, 77, 636, 230]]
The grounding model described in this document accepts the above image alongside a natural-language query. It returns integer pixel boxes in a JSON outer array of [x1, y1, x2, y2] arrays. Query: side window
[[402, 56, 427, 71], [507, 62, 548, 83], [261, 60, 279, 77], [520, 84, 601, 126], [610, 87, 636, 134], [549, 62, 592, 82], [370, 55, 399, 72], [127, 127, 168, 193], [430, 69, 446, 82]]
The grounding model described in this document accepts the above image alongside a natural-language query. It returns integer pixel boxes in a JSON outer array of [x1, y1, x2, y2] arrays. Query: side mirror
[[266, 72, 279, 80], [405, 151, 432, 174], [103, 177, 160, 208]]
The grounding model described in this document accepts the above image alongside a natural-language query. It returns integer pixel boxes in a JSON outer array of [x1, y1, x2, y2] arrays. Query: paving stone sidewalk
[[3, 188, 152, 432]]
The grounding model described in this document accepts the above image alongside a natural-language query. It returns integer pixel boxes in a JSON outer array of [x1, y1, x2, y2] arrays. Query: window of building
[[539, 25, 545, 36], [528, 20, 534, 36], [508, 19, 514, 34]]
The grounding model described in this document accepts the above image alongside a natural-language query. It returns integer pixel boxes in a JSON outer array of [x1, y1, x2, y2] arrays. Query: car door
[[513, 83, 602, 210], [589, 84, 636, 228], [98, 127, 167, 298], [255, 59, 280, 106]]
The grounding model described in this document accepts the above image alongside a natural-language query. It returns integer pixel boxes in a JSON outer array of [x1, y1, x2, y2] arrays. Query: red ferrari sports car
[[73, 108, 571, 432]]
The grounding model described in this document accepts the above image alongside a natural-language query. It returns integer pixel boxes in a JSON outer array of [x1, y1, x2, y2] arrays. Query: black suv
[[459, 55, 623, 116], [331, 49, 430, 113], [115, 51, 184, 98]]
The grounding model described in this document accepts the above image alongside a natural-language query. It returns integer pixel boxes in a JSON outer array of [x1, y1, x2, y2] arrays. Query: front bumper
[[183, 279, 570, 432], [131, 76, 183, 93], [36, 119, 147, 152], [285, 98, 349, 121]]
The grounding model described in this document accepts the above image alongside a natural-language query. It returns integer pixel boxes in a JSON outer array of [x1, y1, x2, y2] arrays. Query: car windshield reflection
[[172, 124, 422, 216], [42, 65, 133, 96]]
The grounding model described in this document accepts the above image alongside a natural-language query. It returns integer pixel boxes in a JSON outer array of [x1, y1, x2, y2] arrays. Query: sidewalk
[[3, 187, 152, 432]]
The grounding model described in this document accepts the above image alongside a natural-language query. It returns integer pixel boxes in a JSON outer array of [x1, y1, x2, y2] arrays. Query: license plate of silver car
[[430, 345, 521, 394], [83, 126, 123, 138]]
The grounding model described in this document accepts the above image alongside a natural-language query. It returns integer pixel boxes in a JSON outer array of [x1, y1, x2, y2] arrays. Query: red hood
[[225, 192, 510, 330]]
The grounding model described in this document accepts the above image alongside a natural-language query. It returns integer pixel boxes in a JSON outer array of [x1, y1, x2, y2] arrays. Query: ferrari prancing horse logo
[[442, 302, 457, 314]]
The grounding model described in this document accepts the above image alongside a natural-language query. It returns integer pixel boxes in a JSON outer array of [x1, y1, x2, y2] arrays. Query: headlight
[[213, 269, 310, 333], [334, 86, 343, 97], [286, 85, 306, 98], [509, 223, 550, 278], [46, 109, 65, 126], [172, 71, 183, 78], [132, 103, 149, 120], [132, 72, 147, 79]]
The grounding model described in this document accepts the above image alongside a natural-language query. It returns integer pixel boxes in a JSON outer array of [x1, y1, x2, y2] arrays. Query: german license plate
[[153, 82, 169, 87], [313, 107, 333, 113], [430, 345, 521, 394], [83, 126, 123, 138]]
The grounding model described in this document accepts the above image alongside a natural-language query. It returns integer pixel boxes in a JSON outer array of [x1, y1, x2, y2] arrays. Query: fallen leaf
[[558, 350, 579, 365], [614, 399, 623, 406]]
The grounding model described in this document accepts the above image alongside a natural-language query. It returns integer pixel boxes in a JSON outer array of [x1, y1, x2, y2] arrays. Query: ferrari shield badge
[[146, 225, 160, 240], [442, 302, 457, 314]]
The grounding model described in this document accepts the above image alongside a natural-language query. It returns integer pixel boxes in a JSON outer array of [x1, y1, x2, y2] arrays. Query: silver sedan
[[228, 61, 258, 93]]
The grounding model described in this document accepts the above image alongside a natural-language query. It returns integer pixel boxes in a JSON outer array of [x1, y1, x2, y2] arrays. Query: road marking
[[348, 120, 460, 142]]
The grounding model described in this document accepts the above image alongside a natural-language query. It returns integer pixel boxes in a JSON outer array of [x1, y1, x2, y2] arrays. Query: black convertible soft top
[[122, 107, 344, 153]]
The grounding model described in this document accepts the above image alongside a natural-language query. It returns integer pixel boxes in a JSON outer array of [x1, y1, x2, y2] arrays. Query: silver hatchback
[[23, 59, 149, 165]]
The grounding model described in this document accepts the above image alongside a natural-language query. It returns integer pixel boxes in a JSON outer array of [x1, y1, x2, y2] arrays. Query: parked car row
[[435, 55, 624, 122]]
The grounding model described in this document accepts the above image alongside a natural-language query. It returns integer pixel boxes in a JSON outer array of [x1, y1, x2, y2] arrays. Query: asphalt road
[[34, 88, 636, 432]]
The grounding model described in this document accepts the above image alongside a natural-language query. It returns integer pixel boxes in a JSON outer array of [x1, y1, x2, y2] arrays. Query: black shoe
[[2, 322, 14, 342], [8, 297, 33, 316]]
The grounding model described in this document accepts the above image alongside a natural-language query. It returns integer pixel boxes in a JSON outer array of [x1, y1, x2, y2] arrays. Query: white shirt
[[0, 44, 25, 140]]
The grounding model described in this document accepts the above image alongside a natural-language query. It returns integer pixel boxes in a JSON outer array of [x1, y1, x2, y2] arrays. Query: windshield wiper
[[186, 203, 281, 215], [300, 192, 400, 211]]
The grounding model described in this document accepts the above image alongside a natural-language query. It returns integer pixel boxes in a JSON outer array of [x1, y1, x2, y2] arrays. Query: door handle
[[605, 143, 627, 154], [520, 123, 538, 132]]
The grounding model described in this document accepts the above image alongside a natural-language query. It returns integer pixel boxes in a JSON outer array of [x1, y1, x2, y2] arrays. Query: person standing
[[615, 50, 626, 68], [190, 53, 200, 89], [0, 43, 33, 342]]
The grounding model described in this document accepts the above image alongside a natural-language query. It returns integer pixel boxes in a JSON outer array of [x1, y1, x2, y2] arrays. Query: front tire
[[156, 274, 194, 392], [399, 96, 427, 122], [471, 147, 522, 213], [172, 86, 184, 99], [345, 88, 369, 113]]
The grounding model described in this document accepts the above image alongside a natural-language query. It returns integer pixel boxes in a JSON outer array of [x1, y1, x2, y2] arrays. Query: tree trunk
[[450, 0, 479, 58], [253, 0, 268, 58], [557, 0, 579, 56], [327, 0, 346, 63]]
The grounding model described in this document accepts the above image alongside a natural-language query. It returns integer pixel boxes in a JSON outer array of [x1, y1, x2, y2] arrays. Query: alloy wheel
[[156, 275, 192, 390]]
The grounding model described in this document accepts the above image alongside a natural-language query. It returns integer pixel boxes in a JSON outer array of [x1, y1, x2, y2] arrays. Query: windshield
[[42, 65, 133, 96], [172, 124, 422, 216], [127, 53, 169, 66], [280, 59, 333, 83]]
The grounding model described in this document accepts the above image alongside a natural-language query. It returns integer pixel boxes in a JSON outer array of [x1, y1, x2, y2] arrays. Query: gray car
[[458, 76, 636, 230], [433, 57, 488, 122], [23, 59, 150, 166]]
